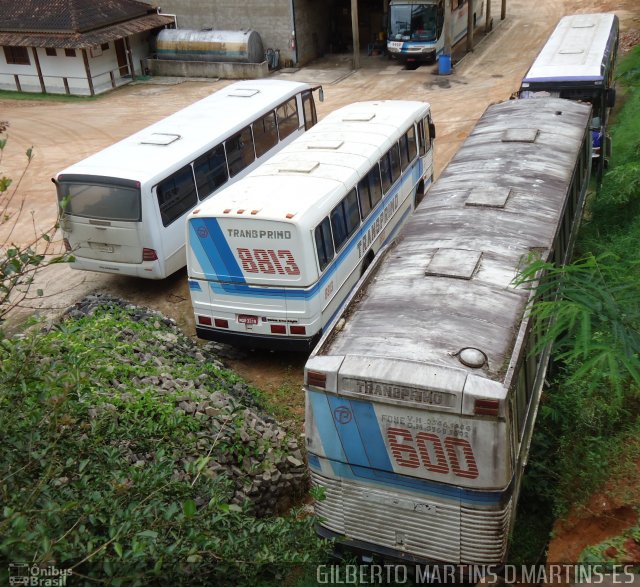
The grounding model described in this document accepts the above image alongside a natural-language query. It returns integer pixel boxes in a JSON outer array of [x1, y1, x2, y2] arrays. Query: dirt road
[[1, 0, 638, 389]]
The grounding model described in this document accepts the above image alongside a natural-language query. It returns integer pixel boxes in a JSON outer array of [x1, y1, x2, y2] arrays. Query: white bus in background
[[187, 100, 435, 351], [387, 0, 484, 65], [518, 13, 619, 177], [53, 79, 323, 279]]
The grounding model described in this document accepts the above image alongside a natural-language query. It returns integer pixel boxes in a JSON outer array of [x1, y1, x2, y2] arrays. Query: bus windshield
[[389, 3, 439, 42], [57, 178, 142, 222]]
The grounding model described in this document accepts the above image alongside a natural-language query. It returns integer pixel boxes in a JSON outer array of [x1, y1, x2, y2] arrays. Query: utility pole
[[466, 0, 474, 53], [351, 0, 360, 70], [502, 0, 507, 20], [486, 0, 492, 32], [439, 0, 452, 74]]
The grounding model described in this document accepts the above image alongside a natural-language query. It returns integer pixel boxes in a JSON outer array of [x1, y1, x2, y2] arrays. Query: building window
[[65, 48, 76, 57], [45, 47, 57, 57], [3, 46, 30, 65], [101, 43, 109, 51]]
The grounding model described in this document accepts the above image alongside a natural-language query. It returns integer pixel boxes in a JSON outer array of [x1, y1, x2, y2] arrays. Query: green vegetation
[[0, 305, 330, 585], [0, 90, 98, 102], [510, 45, 640, 563]]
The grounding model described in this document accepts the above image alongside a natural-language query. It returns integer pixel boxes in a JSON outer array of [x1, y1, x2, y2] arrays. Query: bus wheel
[[361, 251, 375, 276], [415, 180, 426, 207]]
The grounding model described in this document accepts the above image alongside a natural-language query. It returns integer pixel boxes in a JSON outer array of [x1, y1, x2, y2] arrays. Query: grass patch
[[0, 89, 99, 103]]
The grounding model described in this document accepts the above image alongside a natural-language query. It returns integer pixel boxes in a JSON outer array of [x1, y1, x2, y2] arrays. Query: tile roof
[[0, 0, 158, 34], [0, 13, 175, 48]]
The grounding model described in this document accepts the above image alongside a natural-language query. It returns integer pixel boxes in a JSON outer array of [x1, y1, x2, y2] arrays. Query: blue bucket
[[438, 54, 452, 75]]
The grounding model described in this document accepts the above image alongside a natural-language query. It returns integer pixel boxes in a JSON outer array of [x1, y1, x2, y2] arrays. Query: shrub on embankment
[[0, 295, 329, 585]]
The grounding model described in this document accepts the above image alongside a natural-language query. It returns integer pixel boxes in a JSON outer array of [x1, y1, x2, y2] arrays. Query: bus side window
[[253, 111, 278, 158], [193, 143, 228, 200], [380, 152, 393, 193], [359, 164, 383, 219], [314, 217, 335, 272], [389, 143, 401, 185], [156, 164, 198, 227], [516, 368, 527, 439], [330, 189, 361, 251], [407, 126, 418, 162], [418, 120, 427, 156], [277, 97, 300, 140], [302, 90, 317, 130], [226, 126, 255, 178]]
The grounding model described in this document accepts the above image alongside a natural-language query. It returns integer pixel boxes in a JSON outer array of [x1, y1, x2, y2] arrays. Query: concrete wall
[[294, 0, 329, 65], [150, 0, 296, 65], [144, 57, 269, 78]]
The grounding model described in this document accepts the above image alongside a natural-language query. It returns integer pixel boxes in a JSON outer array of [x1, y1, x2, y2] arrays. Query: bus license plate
[[238, 315, 258, 325]]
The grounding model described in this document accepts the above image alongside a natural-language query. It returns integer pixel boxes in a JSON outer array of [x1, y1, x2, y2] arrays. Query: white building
[[0, 0, 174, 96]]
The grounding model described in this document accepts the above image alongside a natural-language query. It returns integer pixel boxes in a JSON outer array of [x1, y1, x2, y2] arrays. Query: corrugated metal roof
[[0, 13, 175, 49], [0, 0, 158, 34]]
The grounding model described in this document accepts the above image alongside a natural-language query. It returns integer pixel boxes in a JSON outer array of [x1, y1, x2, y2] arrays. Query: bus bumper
[[195, 325, 320, 352], [69, 257, 164, 279]]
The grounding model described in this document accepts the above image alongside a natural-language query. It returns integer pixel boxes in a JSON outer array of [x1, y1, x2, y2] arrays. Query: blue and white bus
[[304, 97, 592, 565], [519, 13, 619, 176], [186, 100, 435, 351], [387, 0, 484, 64]]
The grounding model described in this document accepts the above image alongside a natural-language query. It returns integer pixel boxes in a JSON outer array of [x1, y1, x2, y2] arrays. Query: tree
[[0, 122, 68, 329]]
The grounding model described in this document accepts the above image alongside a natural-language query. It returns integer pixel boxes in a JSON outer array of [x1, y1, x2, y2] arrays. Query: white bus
[[519, 13, 618, 177], [304, 97, 592, 566], [186, 100, 435, 351], [387, 0, 484, 65], [53, 79, 323, 279]]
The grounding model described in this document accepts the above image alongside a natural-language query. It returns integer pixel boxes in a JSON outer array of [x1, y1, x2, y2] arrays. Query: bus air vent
[[425, 249, 482, 280], [139, 133, 181, 146], [342, 112, 375, 122], [227, 88, 259, 97], [501, 128, 539, 143], [307, 140, 344, 150], [465, 187, 511, 209], [278, 161, 319, 174], [457, 347, 487, 368]]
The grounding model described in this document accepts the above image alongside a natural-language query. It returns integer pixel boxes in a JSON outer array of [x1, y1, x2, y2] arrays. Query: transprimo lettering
[[386, 427, 479, 479], [227, 229, 292, 240], [237, 248, 300, 276], [357, 194, 399, 258]]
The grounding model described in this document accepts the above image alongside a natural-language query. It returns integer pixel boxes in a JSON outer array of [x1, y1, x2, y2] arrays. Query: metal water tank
[[156, 29, 265, 64]]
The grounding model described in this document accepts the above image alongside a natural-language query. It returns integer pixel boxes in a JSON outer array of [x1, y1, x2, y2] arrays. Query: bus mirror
[[429, 122, 436, 139], [606, 88, 616, 108], [319, 87, 324, 102]]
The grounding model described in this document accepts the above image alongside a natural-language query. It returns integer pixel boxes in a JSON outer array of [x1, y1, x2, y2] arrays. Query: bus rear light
[[290, 325, 306, 335], [474, 399, 500, 416], [197, 315, 212, 326], [63, 238, 72, 252], [307, 371, 326, 388], [142, 248, 158, 261], [270, 325, 286, 334], [214, 318, 229, 328]]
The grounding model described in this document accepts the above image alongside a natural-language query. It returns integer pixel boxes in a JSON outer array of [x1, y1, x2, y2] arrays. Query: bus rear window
[[57, 180, 141, 222]]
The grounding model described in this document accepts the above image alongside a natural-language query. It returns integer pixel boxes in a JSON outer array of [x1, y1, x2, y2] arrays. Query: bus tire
[[415, 180, 426, 207], [361, 251, 375, 276]]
